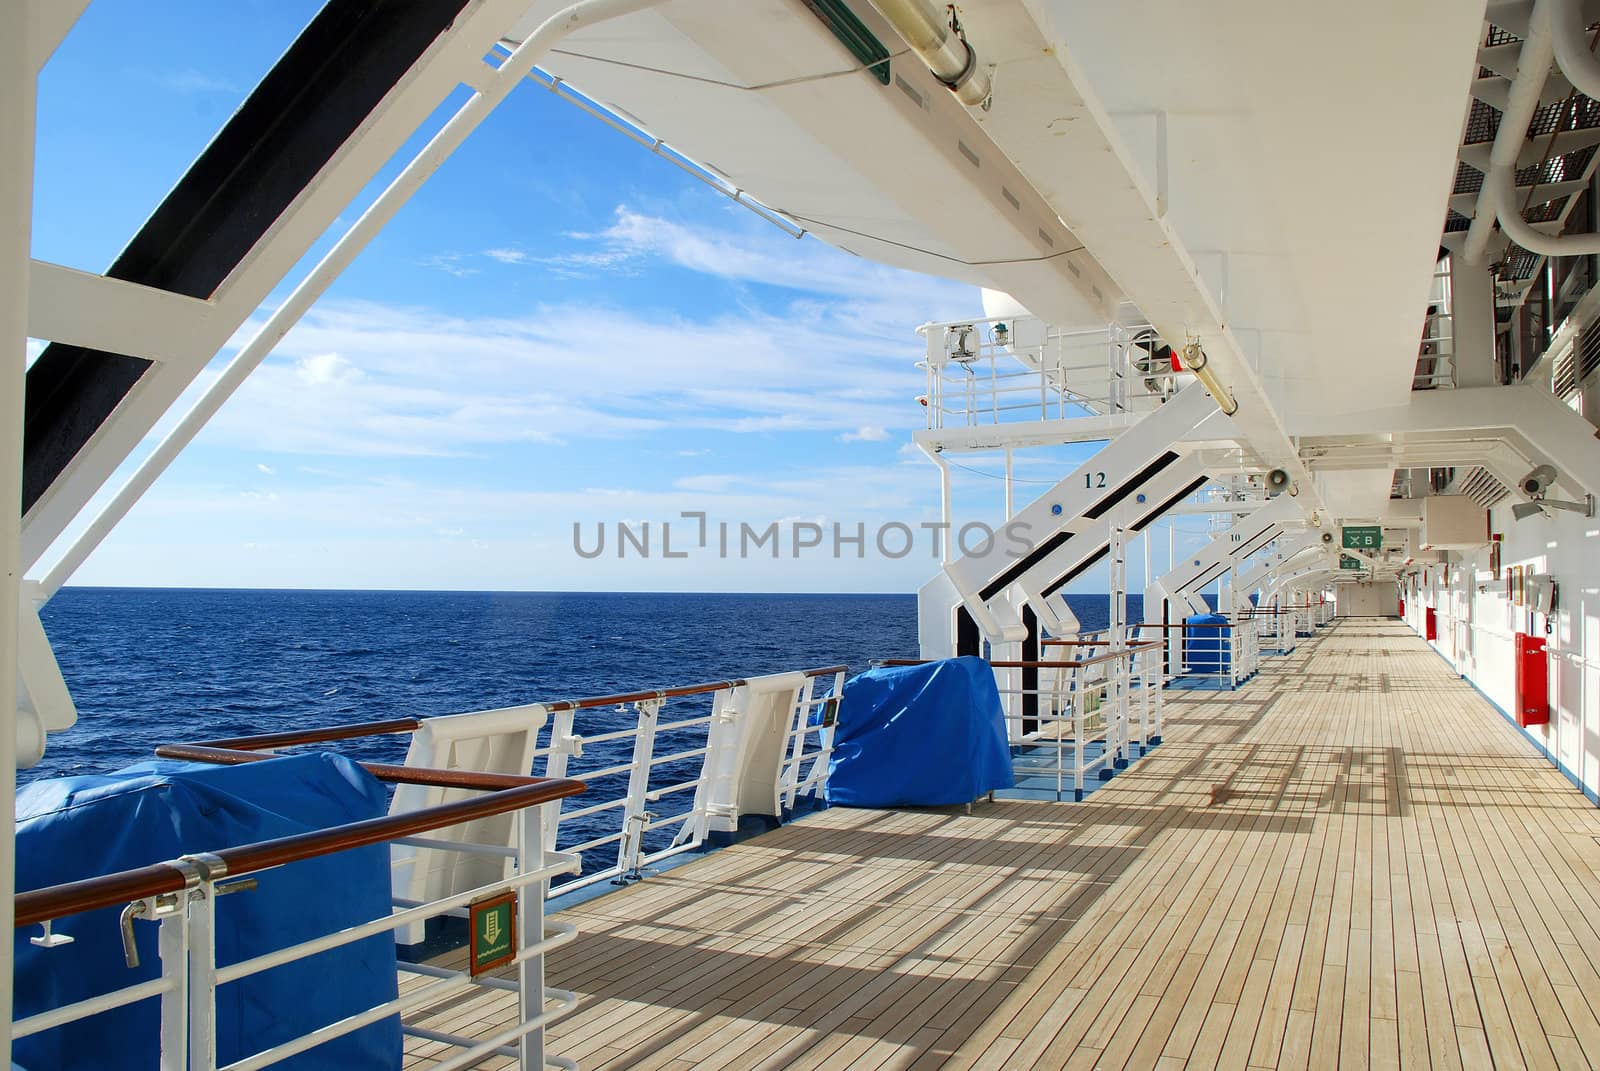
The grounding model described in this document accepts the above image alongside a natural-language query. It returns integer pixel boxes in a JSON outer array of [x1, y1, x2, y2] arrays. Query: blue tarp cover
[[1184, 612, 1232, 674], [827, 656, 1013, 808], [14, 754, 400, 1071]]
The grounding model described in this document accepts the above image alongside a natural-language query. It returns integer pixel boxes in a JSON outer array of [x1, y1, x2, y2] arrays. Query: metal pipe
[[1178, 341, 1239, 416], [1463, 0, 1600, 260], [1464, 0, 1554, 263], [34, 0, 668, 601], [1552, 0, 1600, 100], [867, 0, 991, 106]]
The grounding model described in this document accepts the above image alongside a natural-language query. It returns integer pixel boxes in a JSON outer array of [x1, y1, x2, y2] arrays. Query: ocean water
[[30, 587, 1144, 781], [27, 588, 1139, 871]]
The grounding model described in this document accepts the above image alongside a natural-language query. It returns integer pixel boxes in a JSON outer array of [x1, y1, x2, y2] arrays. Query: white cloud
[[204, 211, 975, 458], [256, 463, 275, 475], [151, 68, 235, 94], [420, 254, 477, 278], [839, 426, 890, 443], [482, 247, 532, 265], [295, 352, 360, 387]]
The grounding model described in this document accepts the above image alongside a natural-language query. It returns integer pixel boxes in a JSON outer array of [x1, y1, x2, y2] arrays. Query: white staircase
[[920, 380, 1221, 657]]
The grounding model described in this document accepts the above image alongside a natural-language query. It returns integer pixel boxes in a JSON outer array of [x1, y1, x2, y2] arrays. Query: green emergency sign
[[1342, 526, 1382, 550]]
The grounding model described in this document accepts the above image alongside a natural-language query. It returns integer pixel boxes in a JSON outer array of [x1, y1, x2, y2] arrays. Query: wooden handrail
[[161, 665, 851, 755], [19, 662, 858, 929], [194, 717, 422, 751], [15, 772, 585, 928]]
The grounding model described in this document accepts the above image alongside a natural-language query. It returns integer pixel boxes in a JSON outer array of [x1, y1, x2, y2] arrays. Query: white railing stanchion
[[187, 883, 217, 1071], [158, 908, 188, 1071], [517, 808, 546, 1071], [538, 707, 578, 854], [615, 698, 662, 882]]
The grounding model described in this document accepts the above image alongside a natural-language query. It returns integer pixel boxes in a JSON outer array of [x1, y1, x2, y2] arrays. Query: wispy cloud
[[150, 68, 235, 94], [210, 209, 974, 458], [839, 426, 890, 443], [420, 254, 478, 278]]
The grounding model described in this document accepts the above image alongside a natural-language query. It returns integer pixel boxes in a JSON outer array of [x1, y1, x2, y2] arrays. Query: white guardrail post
[[517, 807, 546, 1071], [539, 706, 579, 853], [187, 876, 217, 1071], [616, 698, 663, 882]]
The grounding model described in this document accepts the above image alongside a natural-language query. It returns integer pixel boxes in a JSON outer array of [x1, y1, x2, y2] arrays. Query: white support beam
[[26, 260, 218, 364], [26, 0, 90, 73], [1, 4, 35, 1057], [14, 597, 74, 769], [20, 0, 569, 575], [1290, 386, 1600, 499]]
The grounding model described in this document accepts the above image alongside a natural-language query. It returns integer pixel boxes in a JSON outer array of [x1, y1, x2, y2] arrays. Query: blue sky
[[30, 1, 1212, 593]]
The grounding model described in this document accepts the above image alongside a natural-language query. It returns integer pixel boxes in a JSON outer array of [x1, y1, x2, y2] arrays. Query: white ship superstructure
[[6, 1, 1600, 1068]]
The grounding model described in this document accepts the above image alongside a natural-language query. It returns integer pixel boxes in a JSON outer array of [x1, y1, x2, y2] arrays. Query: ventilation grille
[[1581, 320, 1600, 381], [1457, 466, 1511, 508], [1556, 341, 1578, 397]]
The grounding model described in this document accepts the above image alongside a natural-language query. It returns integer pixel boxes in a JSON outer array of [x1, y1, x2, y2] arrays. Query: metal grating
[[1464, 97, 1501, 144], [1497, 247, 1542, 281], [1454, 161, 1485, 195], [1458, 466, 1511, 508], [1525, 195, 1570, 223], [1526, 94, 1600, 138], [1444, 209, 1472, 232], [1486, 24, 1521, 46], [1514, 144, 1598, 188]]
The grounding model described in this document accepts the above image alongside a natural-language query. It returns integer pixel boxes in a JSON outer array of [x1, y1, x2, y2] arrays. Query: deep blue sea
[[27, 588, 1136, 872]]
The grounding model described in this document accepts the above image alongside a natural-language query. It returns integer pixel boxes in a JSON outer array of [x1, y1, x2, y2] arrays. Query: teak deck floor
[[406, 620, 1600, 1070]]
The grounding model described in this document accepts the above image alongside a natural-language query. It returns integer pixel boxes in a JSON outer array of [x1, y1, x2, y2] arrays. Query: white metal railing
[[990, 643, 1164, 801], [915, 316, 1188, 429], [15, 792, 581, 1071], [390, 666, 846, 903], [1256, 611, 1296, 653], [532, 668, 844, 893], [1143, 617, 1261, 689], [1414, 266, 1456, 390]]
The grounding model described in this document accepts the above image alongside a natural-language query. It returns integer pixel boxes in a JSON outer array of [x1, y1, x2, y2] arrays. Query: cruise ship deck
[[406, 621, 1600, 1070]]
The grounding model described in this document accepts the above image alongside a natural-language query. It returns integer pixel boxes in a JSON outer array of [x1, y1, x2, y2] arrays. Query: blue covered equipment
[[14, 754, 401, 1071], [1184, 612, 1232, 676], [827, 656, 1013, 807]]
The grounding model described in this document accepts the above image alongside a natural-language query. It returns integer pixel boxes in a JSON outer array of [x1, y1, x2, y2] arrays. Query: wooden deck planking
[[403, 620, 1600, 1070]]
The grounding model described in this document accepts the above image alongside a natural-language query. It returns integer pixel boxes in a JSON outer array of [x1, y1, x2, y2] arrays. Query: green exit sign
[[1339, 554, 1365, 571], [1342, 525, 1382, 550], [469, 892, 517, 976]]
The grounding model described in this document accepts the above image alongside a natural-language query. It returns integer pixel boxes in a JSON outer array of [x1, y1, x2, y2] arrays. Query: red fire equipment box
[[1514, 633, 1549, 727], [1424, 607, 1437, 641]]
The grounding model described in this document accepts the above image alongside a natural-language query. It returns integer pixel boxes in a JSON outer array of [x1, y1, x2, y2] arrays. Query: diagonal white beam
[[31, 0, 669, 597], [21, 0, 553, 574]]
